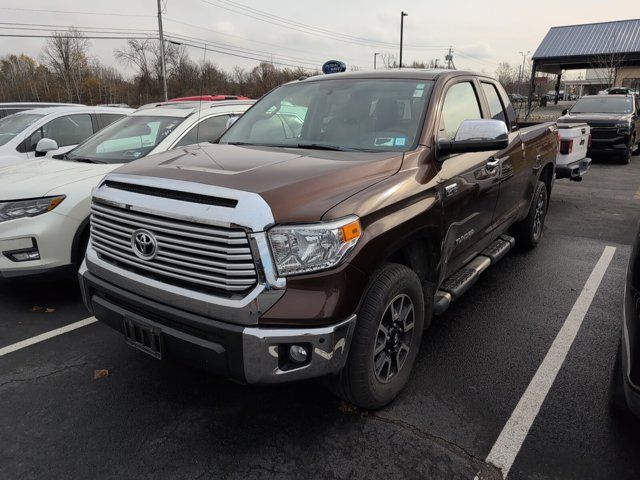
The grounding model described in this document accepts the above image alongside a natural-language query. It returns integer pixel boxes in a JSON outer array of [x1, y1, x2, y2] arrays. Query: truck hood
[[558, 112, 633, 126], [0, 158, 120, 199], [110, 144, 403, 222]]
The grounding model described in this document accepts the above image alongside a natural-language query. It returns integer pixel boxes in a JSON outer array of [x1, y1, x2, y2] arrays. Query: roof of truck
[[297, 69, 486, 83]]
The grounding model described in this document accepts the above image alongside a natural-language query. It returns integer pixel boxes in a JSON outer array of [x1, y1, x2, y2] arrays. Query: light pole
[[399, 11, 408, 69], [518, 50, 530, 95], [374, 52, 381, 70]]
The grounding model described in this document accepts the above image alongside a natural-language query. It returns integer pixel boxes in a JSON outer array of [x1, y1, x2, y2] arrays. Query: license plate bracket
[[123, 317, 164, 360]]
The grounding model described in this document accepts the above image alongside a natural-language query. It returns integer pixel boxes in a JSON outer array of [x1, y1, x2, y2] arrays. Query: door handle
[[486, 158, 500, 171]]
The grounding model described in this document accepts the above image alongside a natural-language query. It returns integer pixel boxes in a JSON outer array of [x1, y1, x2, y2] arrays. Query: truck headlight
[[268, 216, 362, 276], [0, 196, 65, 222]]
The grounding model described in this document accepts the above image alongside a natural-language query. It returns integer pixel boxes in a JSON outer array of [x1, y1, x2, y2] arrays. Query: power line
[[198, 0, 447, 50], [164, 17, 366, 66], [0, 7, 154, 18]]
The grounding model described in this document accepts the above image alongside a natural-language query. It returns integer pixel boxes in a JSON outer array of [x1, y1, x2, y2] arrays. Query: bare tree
[[42, 27, 89, 103], [590, 33, 627, 87]]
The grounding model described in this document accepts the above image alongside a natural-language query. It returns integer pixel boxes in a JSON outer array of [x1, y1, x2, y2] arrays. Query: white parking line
[[0, 317, 97, 358], [485, 246, 616, 478]]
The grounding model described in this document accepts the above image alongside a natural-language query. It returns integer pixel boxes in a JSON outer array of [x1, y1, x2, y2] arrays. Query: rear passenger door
[[436, 79, 501, 276], [478, 81, 528, 227]]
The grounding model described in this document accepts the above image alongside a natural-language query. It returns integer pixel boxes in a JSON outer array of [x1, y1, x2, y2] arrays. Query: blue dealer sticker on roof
[[322, 60, 347, 74]]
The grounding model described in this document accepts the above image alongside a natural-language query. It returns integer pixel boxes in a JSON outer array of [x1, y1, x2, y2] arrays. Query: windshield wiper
[[296, 143, 348, 151], [67, 156, 103, 164]]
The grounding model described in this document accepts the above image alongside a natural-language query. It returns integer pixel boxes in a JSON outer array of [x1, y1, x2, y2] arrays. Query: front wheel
[[511, 180, 548, 250], [329, 263, 426, 409]]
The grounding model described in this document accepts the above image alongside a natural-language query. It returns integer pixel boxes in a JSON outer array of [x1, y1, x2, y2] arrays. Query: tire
[[329, 263, 426, 409], [610, 342, 631, 415], [511, 180, 548, 250], [73, 229, 90, 270], [618, 147, 631, 165]]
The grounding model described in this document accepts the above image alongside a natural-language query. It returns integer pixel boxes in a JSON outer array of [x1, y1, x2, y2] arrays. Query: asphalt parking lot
[[2, 154, 640, 480]]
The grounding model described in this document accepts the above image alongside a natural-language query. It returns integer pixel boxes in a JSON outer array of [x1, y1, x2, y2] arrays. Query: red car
[[169, 94, 250, 102]]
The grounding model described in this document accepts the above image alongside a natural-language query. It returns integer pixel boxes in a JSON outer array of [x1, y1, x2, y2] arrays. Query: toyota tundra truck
[[79, 70, 557, 409]]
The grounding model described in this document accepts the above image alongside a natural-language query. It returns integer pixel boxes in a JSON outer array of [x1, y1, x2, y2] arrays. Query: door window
[[439, 82, 482, 140], [174, 115, 230, 148], [481, 82, 507, 124], [27, 114, 93, 151], [98, 113, 125, 129]]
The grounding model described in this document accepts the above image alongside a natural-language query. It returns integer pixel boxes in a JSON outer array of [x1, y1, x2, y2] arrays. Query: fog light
[[288, 345, 309, 363], [5, 249, 40, 262]]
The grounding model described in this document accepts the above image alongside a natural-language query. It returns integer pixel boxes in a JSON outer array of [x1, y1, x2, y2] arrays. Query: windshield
[[0, 113, 44, 146], [67, 115, 183, 163], [220, 78, 433, 152], [570, 97, 633, 114]]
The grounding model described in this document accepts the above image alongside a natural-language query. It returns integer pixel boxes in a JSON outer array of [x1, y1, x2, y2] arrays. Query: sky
[[0, 0, 638, 79]]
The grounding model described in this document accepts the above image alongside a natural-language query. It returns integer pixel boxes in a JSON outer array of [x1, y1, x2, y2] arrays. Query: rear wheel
[[511, 180, 548, 250], [329, 263, 426, 409]]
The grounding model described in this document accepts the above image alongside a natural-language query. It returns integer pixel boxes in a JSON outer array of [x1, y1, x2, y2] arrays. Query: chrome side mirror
[[438, 119, 509, 156]]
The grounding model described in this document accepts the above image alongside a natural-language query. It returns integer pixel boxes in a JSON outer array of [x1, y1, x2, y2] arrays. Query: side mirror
[[561, 109, 568, 116], [226, 115, 240, 129], [35, 138, 59, 156], [437, 119, 509, 156]]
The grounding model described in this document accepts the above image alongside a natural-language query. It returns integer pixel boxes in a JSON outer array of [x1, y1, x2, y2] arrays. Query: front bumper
[[79, 263, 356, 384], [0, 211, 80, 277], [555, 157, 591, 181], [622, 294, 640, 417]]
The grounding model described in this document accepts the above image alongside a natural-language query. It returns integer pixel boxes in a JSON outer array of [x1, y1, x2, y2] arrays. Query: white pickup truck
[[555, 123, 591, 182]]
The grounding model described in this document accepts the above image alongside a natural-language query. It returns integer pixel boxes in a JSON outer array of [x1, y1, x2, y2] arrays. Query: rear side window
[[98, 114, 125, 129], [439, 82, 482, 140], [481, 82, 507, 124], [27, 114, 94, 150], [174, 115, 230, 148]]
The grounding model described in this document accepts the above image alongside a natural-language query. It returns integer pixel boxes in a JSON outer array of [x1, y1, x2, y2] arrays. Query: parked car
[[558, 94, 640, 164], [611, 221, 640, 418], [556, 123, 591, 181], [0, 102, 84, 119], [0, 100, 252, 279], [509, 93, 526, 103], [0, 106, 132, 168], [78, 70, 558, 409]]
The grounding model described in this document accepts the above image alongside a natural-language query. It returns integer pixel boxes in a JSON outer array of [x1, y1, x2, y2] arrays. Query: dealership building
[[531, 19, 640, 100]]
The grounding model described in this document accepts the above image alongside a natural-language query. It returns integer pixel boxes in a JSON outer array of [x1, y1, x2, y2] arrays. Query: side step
[[433, 235, 515, 315]]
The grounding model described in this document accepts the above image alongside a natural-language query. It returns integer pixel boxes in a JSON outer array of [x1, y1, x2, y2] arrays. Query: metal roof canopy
[[532, 19, 640, 74]]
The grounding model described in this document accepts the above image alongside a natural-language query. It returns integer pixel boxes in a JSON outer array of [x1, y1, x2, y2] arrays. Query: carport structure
[[529, 19, 640, 108]]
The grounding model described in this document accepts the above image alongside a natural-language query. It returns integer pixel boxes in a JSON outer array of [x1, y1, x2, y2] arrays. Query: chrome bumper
[[242, 315, 356, 384]]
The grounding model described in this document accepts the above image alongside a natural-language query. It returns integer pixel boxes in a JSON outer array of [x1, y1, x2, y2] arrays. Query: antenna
[[195, 44, 207, 147]]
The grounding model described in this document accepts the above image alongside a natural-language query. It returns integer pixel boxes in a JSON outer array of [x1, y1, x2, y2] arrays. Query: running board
[[433, 235, 515, 315]]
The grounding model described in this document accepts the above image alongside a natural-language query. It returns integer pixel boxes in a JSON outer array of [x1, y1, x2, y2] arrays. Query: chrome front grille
[[90, 201, 257, 294]]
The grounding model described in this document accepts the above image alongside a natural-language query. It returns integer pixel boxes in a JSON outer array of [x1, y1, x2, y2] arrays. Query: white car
[[0, 100, 253, 279], [0, 106, 133, 167]]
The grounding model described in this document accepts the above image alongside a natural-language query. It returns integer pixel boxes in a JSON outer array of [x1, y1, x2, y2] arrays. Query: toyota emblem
[[131, 229, 157, 260]]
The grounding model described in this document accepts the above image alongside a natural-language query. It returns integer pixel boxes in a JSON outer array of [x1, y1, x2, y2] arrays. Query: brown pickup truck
[[79, 70, 557, 408]]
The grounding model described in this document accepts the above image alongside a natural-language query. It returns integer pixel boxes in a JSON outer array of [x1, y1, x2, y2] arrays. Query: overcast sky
[[0, 0, 637, 79]]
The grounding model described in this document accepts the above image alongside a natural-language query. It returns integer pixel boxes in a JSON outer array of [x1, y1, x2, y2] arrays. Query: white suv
[[0, 106, 133, 167], [0, 100, 253, 279]]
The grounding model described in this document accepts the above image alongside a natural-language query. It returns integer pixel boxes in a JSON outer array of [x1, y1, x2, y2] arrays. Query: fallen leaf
[[93, 369, 109, 380], [44, 308, 56, 313], [31, 306, 43, 312]]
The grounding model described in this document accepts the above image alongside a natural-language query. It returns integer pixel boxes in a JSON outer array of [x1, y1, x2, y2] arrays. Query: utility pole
[[445, 46, 455, 69], [399, 11, 408, 69], [157, 0, 168, 101], [374, 52, 381, 70], [518, 50, 530, 95]]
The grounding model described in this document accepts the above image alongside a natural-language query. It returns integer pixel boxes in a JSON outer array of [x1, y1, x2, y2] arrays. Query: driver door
[[436, 79, 501, 277]]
